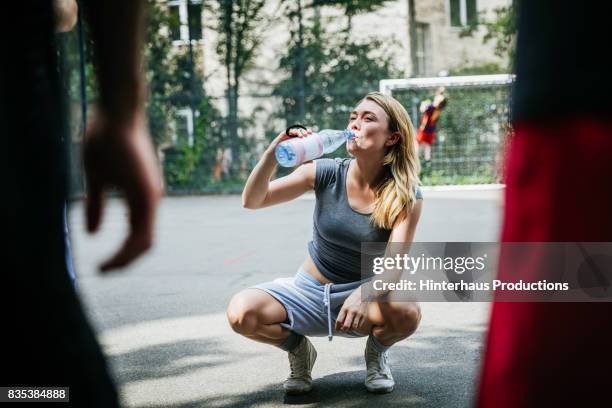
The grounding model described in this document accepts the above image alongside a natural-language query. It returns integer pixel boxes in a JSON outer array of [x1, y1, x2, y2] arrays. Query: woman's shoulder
[[323, 156, 350, 164], [314, 157, 346, 191], [315, 157, 349, 170]]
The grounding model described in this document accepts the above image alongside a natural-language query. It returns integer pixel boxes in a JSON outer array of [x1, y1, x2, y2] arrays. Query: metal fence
[[383, 75, 513, 185], [64, 89, 512, 197]]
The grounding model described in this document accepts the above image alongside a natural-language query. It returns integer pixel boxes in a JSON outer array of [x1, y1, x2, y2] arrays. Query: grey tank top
[[307, 158, 423, 283]]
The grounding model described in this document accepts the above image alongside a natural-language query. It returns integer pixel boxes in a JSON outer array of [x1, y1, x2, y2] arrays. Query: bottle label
[[288, 135, 323, 164], [303, 135, 324, 162]]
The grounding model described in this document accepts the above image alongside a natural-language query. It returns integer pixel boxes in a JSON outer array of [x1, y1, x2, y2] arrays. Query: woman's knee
[[384, 302, 421, 336], [226, 292, 262, 335]]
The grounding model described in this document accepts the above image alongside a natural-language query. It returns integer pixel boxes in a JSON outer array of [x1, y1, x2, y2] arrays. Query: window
[[449, 0, 461, 27], [167, 1, 202, 42], [466, 0, 478, 25], [449, 0, 478, 27], [175, 108, 194, 146], [415, 23, 432, 77], [169, 5, 181, 41], [187, 3, 202, 41]]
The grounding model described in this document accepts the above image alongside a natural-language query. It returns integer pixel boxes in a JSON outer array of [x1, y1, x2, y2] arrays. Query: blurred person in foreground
[[478, 1, 612, 407], [1, 0, 161, 406]]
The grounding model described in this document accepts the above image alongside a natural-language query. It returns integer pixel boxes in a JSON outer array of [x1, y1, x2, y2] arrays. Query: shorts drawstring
[[323, 283, 333, 341]]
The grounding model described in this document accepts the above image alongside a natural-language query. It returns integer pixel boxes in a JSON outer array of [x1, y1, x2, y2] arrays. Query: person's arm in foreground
[[82, 0, 163, 272], [336, 200, 423, 332], [242, 128, 315, 209]]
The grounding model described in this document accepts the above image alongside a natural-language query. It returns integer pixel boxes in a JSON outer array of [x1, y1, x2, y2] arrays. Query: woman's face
[[346, 99, 397, 156]]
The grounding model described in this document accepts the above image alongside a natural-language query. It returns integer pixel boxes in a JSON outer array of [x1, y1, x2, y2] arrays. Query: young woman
[[227, 92, 423, 395]]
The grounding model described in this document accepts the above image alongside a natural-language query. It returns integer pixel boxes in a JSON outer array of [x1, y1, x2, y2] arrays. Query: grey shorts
[[251, 267, 369, 340]]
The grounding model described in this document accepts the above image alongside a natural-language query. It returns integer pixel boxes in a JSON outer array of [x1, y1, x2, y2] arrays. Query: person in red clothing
[[477, 1, 612, 407], [416, 88, 447, 172]]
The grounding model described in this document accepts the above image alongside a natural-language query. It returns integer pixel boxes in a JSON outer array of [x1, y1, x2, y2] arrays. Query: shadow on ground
[[124, 324, 485, 408], [111, 337, 247, 383]]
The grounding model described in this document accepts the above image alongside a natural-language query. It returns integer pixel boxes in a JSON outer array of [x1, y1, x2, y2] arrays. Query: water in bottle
[[275, 129, 355, 167]]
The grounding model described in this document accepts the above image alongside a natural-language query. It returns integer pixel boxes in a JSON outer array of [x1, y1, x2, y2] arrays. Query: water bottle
[[275, 129, 355, 167]]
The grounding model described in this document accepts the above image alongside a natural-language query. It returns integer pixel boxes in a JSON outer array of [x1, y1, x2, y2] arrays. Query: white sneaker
[[364, 336, 395, 393], [283, 336, 317, 395]]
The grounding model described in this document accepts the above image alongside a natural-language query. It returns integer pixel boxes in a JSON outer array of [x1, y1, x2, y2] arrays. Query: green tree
[[145, 1, 224, 191], [163, 97, 225, 190], [312, 0, 393, 31], [448, 62, 505, 76], [460, 3, 517, 68], [60, 1, 223, 192], [271, 1, 402, 171], [210, 0, 268, 177], [144, 2, 179, 148]]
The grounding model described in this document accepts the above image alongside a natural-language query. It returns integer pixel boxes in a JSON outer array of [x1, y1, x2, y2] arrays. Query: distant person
[[228, 92, 423, 395], [416, 87, 448, 174], [2, 1, 161, 406], [478, 1, 612, 407]]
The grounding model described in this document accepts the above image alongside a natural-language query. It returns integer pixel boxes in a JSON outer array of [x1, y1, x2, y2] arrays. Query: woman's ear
[[386, 132, 401, 147]]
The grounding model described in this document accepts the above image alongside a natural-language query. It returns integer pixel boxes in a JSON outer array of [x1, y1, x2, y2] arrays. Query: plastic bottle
[[275, 129, 355, 167]]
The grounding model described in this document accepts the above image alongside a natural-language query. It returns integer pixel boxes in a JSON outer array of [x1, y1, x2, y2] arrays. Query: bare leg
[[356, 299, 421, 393], [423, 143, 432, 161], [227, 288, 291, 347], [357, 300, 421, 346]]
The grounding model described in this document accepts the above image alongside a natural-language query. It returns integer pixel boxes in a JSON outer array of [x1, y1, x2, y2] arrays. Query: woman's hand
[[243, 127, 315, 208], [336, 287, 369, 333], [265, 127, 313, 154]]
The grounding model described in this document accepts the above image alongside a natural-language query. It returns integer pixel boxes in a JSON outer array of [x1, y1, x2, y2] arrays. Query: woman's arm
[[370, 199, 424, 295], [336, 200, 423, 332], [388, 199, 423, 243], [242, 130, 316, 209]]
